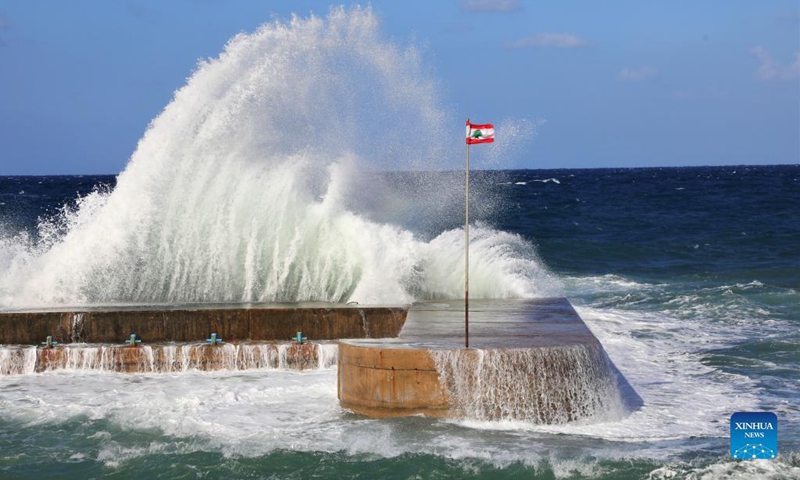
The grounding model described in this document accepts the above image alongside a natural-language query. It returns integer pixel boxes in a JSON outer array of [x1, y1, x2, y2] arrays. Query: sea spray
[[0, 7, 557, 309], [430, 344, 626, 424]]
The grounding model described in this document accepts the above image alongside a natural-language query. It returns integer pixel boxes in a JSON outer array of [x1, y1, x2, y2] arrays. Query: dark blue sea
[[1, 165, 799, 479]]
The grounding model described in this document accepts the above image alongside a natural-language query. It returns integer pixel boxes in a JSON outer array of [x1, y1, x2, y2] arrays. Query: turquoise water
[[1, 166, 799, 479], [1, 8, 798, 477]]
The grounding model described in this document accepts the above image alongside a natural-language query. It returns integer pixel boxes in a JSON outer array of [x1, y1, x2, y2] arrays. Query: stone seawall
[[338, 340, 624, 421], [0, 305, 407, 345], [337, 299, 631, 423], [338, 340, 449, 418]]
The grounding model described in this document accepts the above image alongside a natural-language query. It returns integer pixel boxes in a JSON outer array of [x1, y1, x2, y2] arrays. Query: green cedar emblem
[[471, 130, 483, 139]]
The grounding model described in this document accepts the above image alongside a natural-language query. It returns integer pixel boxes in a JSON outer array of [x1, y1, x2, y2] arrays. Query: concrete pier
[[0, 304, 407, 345], [0, 299, 628, 424], [338, 298, 626, 423]]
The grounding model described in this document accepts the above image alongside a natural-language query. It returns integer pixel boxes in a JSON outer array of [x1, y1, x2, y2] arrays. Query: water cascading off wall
[[0, 343, 339, 375], [431, 344, 626, 424], [0, 6, 558, 310]]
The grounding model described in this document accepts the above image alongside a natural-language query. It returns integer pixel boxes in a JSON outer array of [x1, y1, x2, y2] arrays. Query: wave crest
[[0, 8, 557, 308]]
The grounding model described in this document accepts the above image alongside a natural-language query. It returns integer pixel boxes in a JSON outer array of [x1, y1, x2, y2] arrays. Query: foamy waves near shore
[[0, 8, 557, 308]]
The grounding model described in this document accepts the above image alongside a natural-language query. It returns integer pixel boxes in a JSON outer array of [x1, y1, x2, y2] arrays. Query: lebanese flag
[[466, 121, 494, 144]]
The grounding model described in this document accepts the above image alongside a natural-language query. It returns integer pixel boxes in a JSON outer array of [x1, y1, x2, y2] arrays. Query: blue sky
[[0, 0, 798, 174]]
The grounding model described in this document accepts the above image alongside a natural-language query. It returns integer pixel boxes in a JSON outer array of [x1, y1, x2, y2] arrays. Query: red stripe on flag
[[467, 122, 494, 130], [466, 138, 494, 145]]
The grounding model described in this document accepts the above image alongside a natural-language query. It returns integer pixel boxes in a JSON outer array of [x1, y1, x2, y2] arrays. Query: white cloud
[[461, 0, 521, 13], [749, 46, 800, 81], [504, 33, 592, 50], [616, 66, 659, 82]]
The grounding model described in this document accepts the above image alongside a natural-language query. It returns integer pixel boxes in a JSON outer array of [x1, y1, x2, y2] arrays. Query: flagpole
[[465, 118, 470, 349]]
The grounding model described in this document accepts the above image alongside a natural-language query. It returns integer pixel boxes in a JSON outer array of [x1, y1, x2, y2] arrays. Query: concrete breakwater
[[338, 298, 630, 423], [1, 299, 632, 425], [0, 304, 407, 345], [0, 342, 338, 375]]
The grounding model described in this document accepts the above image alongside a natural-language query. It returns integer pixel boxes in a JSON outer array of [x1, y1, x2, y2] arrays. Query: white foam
[[542, 306, 760, 441], [534, 272, 798, 443], [0, 8, 556, 309], [647, 453, 800, 480], [1, 370, 792, 476]]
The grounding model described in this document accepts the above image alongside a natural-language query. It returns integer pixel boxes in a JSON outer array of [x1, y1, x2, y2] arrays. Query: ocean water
[[1, 8, 799, 479], [1, 167, 798, 479]]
